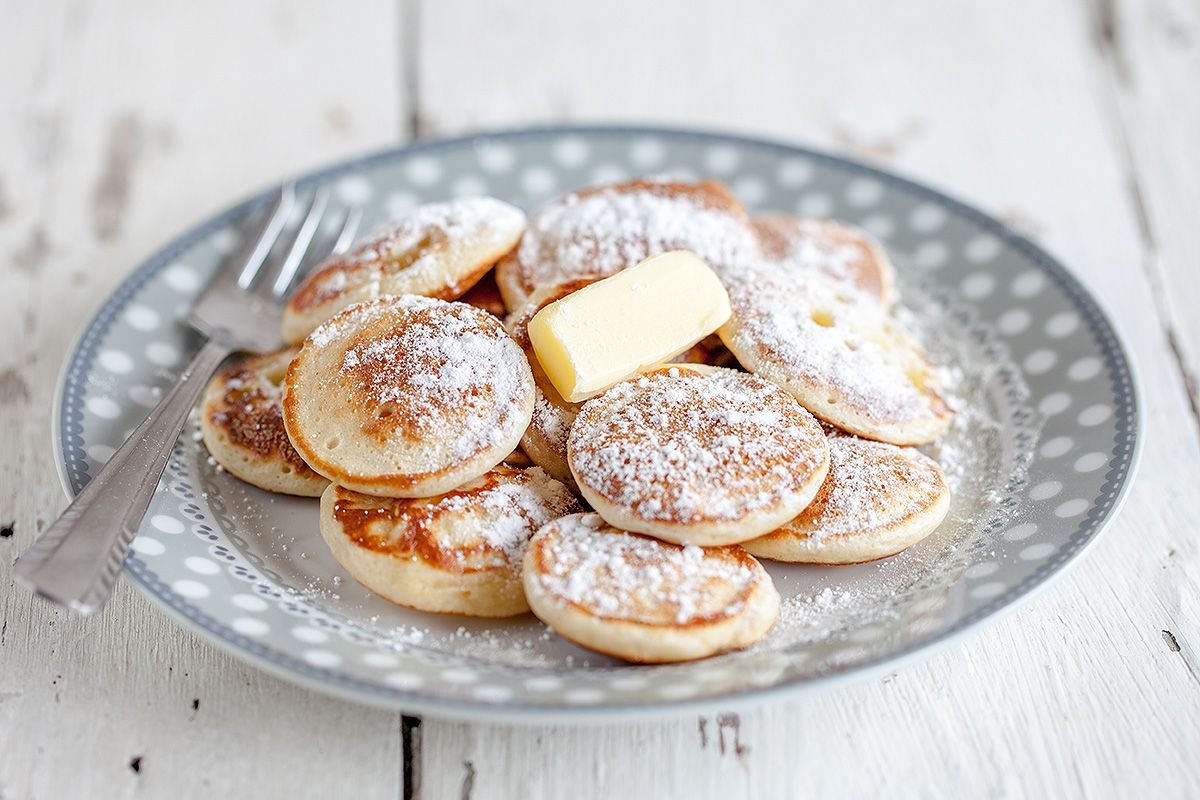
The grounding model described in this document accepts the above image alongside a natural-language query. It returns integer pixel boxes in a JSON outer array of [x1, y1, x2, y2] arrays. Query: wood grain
[[0, 2, 406, 798], [3, 0, 1199, 797]]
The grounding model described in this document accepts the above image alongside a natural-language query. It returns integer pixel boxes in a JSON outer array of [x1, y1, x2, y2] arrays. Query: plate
[[54, 126, 1140, 721]]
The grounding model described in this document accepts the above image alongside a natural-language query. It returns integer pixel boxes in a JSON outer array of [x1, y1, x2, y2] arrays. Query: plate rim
[[49, 123, 1145, 721]]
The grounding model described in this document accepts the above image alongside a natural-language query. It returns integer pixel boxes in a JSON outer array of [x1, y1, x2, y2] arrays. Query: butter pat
[[527, 250, 731, 402]]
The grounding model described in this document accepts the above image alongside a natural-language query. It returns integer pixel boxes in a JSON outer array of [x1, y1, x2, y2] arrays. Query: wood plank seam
[[403, 714, 423, 799], [402, 0, 428, 138], [1085, 0, 1200, 443]]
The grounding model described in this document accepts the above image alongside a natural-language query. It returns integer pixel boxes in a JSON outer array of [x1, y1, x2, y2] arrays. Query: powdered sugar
[[752, 217, 891, 302], [530, 390, 573, 452], [210, 272, 1037, 671], [305, 292, 426, 348], [516, 181, 760, 293], [301, 197, 525, 306], [301, 295, 532, 465], [722, 266, 946, 428], [340, 311, 496, 409], [430, 467, 581, 565], [786, 436, 945, 541], [774, 586, 867, 634], [568, 369, 826, 524], [530, 514, 764, 625]]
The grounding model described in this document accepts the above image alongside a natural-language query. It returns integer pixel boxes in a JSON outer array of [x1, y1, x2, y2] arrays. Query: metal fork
[[15, 183, 363, 615]]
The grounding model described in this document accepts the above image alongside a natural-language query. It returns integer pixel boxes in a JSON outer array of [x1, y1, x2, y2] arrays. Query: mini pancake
[[501, 446, 534, 468], [672, 333, 739, 368], [567, 367, 829, 546], [718, 268, 952, 445], [523, 513, 780, 662], [321, 466, 581, 617], [199, 347, 328, 497], [283, 197, 525, 343], [495, 178, 759, 308], [283, 295, 535, 498], [744, 435, 950, 563], [753, 217, 894, 305], [505, 277, 601, 491], [459, 268, 508, 318]]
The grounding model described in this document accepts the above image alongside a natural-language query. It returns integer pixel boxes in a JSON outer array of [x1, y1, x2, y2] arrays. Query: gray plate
[[54, 126, 1140, 722]]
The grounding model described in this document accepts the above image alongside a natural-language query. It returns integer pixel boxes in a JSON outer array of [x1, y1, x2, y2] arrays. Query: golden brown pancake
[[753, 217, 894, 305], [321, 466, 581, 617], [459, 268, 508, 318], [523, 513, 780, 662], [744, 434, 950, 563], [200, 347, 328, 496], [495, 178, 759, 308], [283, 295, 535, 498], [283, 197, 525, 343], [718, 268, 952, 445], [567, 366, 829, 545]]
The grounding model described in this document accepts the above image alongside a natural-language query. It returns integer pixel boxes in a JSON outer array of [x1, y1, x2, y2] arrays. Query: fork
[[14, 182, 363, 615]]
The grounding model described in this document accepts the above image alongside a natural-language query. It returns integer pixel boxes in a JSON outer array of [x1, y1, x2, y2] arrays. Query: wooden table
[[2, 1, 1198, 797]]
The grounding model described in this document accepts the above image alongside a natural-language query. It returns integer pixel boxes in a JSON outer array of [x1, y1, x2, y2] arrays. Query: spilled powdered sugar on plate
[[761, 278, 1036, 652], [54, 126, 1134, 713], [196, 273, 1035, 672]]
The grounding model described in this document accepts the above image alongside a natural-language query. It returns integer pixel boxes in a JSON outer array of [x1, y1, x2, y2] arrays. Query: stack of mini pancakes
[[199, 179, 953, 663]]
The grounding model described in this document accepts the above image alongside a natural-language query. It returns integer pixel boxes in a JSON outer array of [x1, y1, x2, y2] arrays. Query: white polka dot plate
[[53, 127, 1140, 721]]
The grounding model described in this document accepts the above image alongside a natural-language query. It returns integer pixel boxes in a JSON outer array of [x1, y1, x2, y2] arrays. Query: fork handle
[[15, 339, 234, 614]]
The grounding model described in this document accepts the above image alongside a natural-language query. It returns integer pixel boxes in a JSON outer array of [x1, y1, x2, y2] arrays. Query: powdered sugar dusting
[[436, 467, 580, 565], [332, 466, 580, 569], [722, 266, 945, 427], [784, 436, 945, 542], [531, 390, 573, 453], [530, 514, 765, 625], [773, 586, 869, 637], [568, 369, 826, 524], [516, 181, 760, 293], [299, 197, 525, 308], [305, 295, 532, 463], [752, 217, 891, 302]]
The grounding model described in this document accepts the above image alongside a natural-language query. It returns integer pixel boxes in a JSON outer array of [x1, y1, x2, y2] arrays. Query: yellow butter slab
[[527, 250, 731, 403]]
